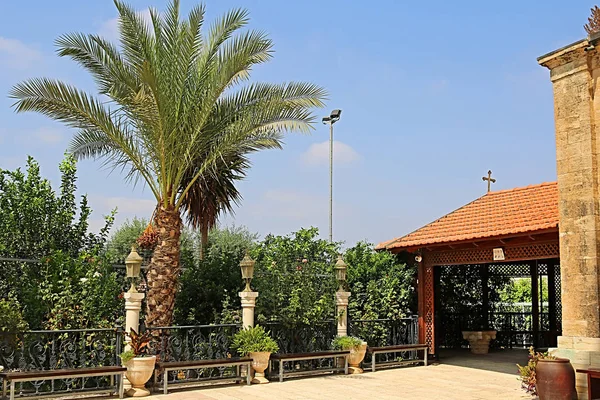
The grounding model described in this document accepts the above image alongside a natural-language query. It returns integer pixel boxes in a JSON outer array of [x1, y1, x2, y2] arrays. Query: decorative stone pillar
[[124, 291, 145, 344], [123, 289, 144, 391], [335, 291, 351, 337], [239, 291, 258, 329], [539, 32, 600, 399]]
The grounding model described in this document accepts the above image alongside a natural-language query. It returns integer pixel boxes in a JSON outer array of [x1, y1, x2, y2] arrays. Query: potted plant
[[517, 347, 576, 399], [332, 336, 367, 374], [231, 326, 279, 384], [120, 329, 156, 397]]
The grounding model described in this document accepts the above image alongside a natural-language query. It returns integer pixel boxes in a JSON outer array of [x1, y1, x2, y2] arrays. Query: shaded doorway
[[435, 259, 562, 354]]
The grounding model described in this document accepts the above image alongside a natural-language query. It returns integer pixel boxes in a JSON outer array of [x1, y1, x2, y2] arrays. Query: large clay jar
[[347, 342, 368, 374], [536, 358, 577, 400], [250, 352, 271, 384], [125, 355, 156, 397]]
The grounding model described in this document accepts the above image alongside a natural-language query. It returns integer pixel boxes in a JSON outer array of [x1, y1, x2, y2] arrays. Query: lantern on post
[[125, 245, 143, 291], [240, 252, 255, 292], [334, 255, 347, 291]]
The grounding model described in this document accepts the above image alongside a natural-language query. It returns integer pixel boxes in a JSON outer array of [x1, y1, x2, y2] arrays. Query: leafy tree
[[181, 155, 245, 260], [11, 0, 326, 327], [0, 156, 111, 259], [252, 227, 339, 327], [40, 251, 122, 330], [499, 277, 548, 304], [0, 156, 116, 329], [345, 242, 416, 321], [105, 217, 149, 262], [0, 297, 29, 332], [174, 225, 257, 325]]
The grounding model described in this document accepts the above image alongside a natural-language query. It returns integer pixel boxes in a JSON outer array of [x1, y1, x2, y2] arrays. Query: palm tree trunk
[[199, 224, 209, 261], [145, 205, 182, 328]]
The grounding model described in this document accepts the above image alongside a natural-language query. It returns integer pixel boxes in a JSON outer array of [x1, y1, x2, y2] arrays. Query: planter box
[[462, 331, 496, 355]]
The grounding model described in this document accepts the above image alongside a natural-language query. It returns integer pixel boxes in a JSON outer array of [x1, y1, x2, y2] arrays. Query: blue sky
[[0, 1, 591, 246]]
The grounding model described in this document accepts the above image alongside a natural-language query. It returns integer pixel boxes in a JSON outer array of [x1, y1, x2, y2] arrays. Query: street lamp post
[[322, 109, 342, 242]]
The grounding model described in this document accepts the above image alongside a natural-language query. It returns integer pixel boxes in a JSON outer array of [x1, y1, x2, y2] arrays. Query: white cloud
[[99, 9, 153, 43], [0, 37, 42, 69], [301, 141, 360, 166]]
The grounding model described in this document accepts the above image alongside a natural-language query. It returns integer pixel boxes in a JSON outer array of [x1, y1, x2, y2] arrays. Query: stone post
[[239, 291, 258, 329], [124, 290, 145, 345], [539, 33, 600, 399], [335, 291, 351, 337], [123, 288, 144, 391]]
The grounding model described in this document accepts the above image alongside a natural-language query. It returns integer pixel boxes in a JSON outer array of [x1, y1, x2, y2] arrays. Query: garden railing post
[[335, 291, 351, 336], [123, 288, 144, 390], [239, 291, 259, 329]]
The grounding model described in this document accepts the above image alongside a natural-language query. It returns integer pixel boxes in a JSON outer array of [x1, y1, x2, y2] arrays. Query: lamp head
[[334, 254, 347, 291], [240, 252, 256, 291], [125, 245, 143, 279]]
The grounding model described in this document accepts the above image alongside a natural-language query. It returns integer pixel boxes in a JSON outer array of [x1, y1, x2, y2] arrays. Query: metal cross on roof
[[482, 170, 496, 193]]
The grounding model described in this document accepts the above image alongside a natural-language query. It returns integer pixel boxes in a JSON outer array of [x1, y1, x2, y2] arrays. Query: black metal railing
[[0, 328, 122, 397], [0, 316, 421, 396], [439, 311, 552, 349], [262, 320, 337, 354], [144, 324, 242, 386], [348, 317, 418, 347], [144, 324, 240, 361]]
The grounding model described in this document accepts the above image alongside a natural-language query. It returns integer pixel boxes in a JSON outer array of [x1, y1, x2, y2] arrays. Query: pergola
[[376, 182, 560, 357]]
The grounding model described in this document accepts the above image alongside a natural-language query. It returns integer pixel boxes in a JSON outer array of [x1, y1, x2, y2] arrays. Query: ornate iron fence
[[263, 320, 337, 354], [348, 317, 419, 365], [0, 318, 420, 396], [0, 328, 122, 397], [144, 324, 241, 386], [348, 317, 418, 347]]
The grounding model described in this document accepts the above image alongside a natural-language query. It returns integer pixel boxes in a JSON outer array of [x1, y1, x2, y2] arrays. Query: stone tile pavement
[[147, 350, 531, 400]]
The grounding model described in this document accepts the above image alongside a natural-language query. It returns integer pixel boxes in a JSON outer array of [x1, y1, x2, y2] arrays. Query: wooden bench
[[368, 344, 429, 372], [155, 357, 252, 394], [0, 366, 126, 400], [269, 350, 350, 382], [576, 368, 600, 400]]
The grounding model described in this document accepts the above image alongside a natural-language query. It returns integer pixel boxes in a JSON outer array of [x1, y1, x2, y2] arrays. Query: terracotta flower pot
[[125, 356, 156, 397], [536, 358, 577, 400], [250, 352, 271, 384], [347, 342, 368, 374]]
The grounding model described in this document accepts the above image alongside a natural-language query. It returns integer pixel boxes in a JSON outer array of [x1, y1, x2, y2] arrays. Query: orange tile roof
[[376, 182, 558, 251]]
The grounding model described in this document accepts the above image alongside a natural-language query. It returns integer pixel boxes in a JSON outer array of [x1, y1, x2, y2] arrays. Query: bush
[[231, 326, 279, 356], [331, 336, 363, 350], [0, 297, 29, 332], [252, 227, 338, 327], [0, 156, 116, 329], [345, 241, 416, 321], [174, 226, 257, 325]]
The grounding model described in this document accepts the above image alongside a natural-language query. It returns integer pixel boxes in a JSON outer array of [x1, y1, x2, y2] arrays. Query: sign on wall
[[493, 248, 505, 261]]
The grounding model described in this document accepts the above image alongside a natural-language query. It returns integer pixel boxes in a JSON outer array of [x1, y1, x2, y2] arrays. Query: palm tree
[[10, 0, 326, 327], [181, 153, 248, 260]]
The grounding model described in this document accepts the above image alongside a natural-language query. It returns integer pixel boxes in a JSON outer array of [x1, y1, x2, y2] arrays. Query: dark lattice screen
[[437, 259, 561, 351]]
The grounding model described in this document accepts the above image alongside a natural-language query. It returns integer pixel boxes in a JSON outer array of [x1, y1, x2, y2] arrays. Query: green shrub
[[231, 326, 279, 356], [331, 336, 363, 350], [0, 297, 29, 332], [120, 350, 135, 364]]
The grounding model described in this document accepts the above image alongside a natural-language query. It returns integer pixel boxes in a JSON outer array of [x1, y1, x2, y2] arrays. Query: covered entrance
[[376, 182, 561, 358]]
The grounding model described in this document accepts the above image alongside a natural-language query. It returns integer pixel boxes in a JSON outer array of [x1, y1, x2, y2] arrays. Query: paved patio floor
[[147, 349, 532, 400]]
